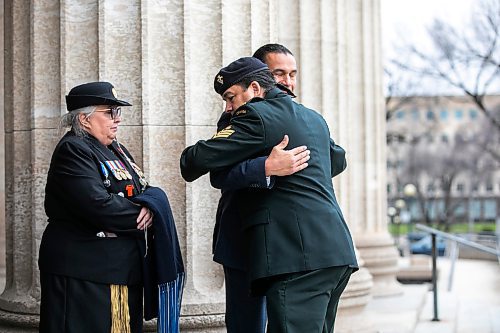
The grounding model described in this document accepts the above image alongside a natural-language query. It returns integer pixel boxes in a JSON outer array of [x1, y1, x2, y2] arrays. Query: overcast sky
[[381, 0, 475, 59], [380, 0, 490, 95]]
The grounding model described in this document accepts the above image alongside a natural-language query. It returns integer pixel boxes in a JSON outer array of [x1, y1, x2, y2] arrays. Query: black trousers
[[224, 266, 267, 333], [265, 266, 353, 333], [39, 272, 143, 333]]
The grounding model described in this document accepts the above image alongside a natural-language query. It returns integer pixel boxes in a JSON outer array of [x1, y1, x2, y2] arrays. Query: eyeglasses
[[94, 106, 122, 120]]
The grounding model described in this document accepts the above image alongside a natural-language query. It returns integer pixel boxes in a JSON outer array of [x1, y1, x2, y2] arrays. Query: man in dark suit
[[180, 57, 358, 332]]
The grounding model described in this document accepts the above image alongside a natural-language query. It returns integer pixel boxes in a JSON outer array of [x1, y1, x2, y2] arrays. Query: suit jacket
[[210, 155, 269, 270], [39, 131, 145, 285], [181, 88, 358, 289]]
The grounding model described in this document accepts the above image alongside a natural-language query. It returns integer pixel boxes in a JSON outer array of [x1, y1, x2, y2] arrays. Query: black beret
[[214, 57, 269, 95], [65, 81, 132, 111]]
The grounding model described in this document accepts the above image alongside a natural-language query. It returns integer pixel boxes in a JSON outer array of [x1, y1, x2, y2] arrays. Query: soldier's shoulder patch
[[235, 109, 247, 116], [212, 125, 235, 139]]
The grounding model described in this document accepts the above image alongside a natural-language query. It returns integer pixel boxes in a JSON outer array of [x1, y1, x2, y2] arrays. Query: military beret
[[214, 57, 269, 95], [65, 81, 132, 111]]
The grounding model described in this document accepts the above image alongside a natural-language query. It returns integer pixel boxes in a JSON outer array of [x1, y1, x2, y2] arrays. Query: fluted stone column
[[338, 0, 402, 299], [0, 0, 389, 331], [1, 0, 52, 317], [295, 0, 374, 324]]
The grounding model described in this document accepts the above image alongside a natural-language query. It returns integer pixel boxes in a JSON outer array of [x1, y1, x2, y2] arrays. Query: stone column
[[1, 0, 56, 315], [181, 0, 226, 330], [299, 0, 376, 320], [339, 0, 402, 298]]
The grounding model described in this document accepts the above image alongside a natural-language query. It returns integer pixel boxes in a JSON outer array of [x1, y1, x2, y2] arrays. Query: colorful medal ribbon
[[99, 162, 111, 187]]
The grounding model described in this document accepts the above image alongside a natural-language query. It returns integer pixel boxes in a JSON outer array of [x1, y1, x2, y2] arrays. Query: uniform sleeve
[[45, 139, 142, 233], [330, 138, 347, 178], [180, 109, 267, 182], [209, 156, 271, 191]]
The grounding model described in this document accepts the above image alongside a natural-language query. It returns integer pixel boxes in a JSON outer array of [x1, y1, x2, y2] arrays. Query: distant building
[[386, 95, 500, 224]]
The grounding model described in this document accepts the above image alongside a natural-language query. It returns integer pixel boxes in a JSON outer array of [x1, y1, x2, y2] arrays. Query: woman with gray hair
[[38, 82, 153, 333]]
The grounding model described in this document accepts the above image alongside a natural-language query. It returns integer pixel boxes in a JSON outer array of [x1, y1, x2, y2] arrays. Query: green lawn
[[388, 222, 496, 235]]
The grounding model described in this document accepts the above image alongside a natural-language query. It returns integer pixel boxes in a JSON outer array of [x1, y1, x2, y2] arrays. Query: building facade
[[387, 95, 500, 226]]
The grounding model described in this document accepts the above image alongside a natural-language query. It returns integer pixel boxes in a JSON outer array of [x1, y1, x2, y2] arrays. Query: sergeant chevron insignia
[[212, 125, 235, 139]]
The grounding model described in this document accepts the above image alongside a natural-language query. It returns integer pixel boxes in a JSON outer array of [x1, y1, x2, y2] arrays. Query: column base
[[0, 308, 38, 332], [0, 308, 227, 333], [356, 232, 403, 297], [0, 290, 39, 315], [338, 266, 373, 311]]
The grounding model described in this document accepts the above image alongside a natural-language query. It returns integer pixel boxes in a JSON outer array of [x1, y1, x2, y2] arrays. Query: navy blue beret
[[65, 81, 132, 111], [214, 57, 269, 95]]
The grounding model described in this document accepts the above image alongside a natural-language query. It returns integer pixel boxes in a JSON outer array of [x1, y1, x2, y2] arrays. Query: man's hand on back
[[265, 135, 310, 176]]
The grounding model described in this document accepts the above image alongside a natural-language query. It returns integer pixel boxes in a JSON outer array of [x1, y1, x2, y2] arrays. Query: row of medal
[[103, 160, 133, 181], [99, 159, 148, 190]]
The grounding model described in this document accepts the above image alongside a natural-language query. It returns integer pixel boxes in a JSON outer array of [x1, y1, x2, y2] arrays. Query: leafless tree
[[384, 65, 419, 121], [393, 128, 492, 231], [392, 0, 500, 131], [472, 105, 500, 162]]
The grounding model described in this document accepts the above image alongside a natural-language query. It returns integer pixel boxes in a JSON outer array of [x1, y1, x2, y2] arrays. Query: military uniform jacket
[[209, 111, 348, 271], [39, 131, 146, 285], [181, 88, 358, 286]]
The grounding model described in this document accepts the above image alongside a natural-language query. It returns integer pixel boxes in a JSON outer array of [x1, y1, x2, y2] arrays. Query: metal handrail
[[415, 224, 499, 255], [414, 223, 500, 322]]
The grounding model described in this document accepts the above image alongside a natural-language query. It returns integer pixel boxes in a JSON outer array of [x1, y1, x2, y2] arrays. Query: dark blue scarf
[[132, 186, 185, 332]]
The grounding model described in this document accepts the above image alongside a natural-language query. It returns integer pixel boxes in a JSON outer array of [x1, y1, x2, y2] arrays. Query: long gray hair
[[59, 106, 96, 137]]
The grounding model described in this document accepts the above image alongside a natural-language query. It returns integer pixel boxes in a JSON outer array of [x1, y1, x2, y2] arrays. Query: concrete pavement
[[415, 257, 500, 333], [336, 256, 499, 333]]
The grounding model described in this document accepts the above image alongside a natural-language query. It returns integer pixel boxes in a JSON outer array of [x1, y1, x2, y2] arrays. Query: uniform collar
[[264, 86, 291, 100], [237, 86, 293, 112]]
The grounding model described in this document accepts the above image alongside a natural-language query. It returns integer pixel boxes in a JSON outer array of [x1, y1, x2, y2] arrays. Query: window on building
[[427, 134, 434, 143], [427, 183, 435, 192], [472, 184, 478, 192], [454, 202, 466, 217], [469, 200, 481, 219], [396, 110, 405, 119], [483, 200, 497, 220], [439, 109, 448, 120], [397, 184, 403, 194], [486, 182, 493, 192], [441, 135, 448, 143], [469, 109, 478, 119], [426, 110, 435, 120], [427, 200, 445, 220], [412, 108, 419, 120], [455, 109, 463, 119], [410, 202, 422, 220], [456, 183, 464, 192], [387, 184, 392, 194]]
